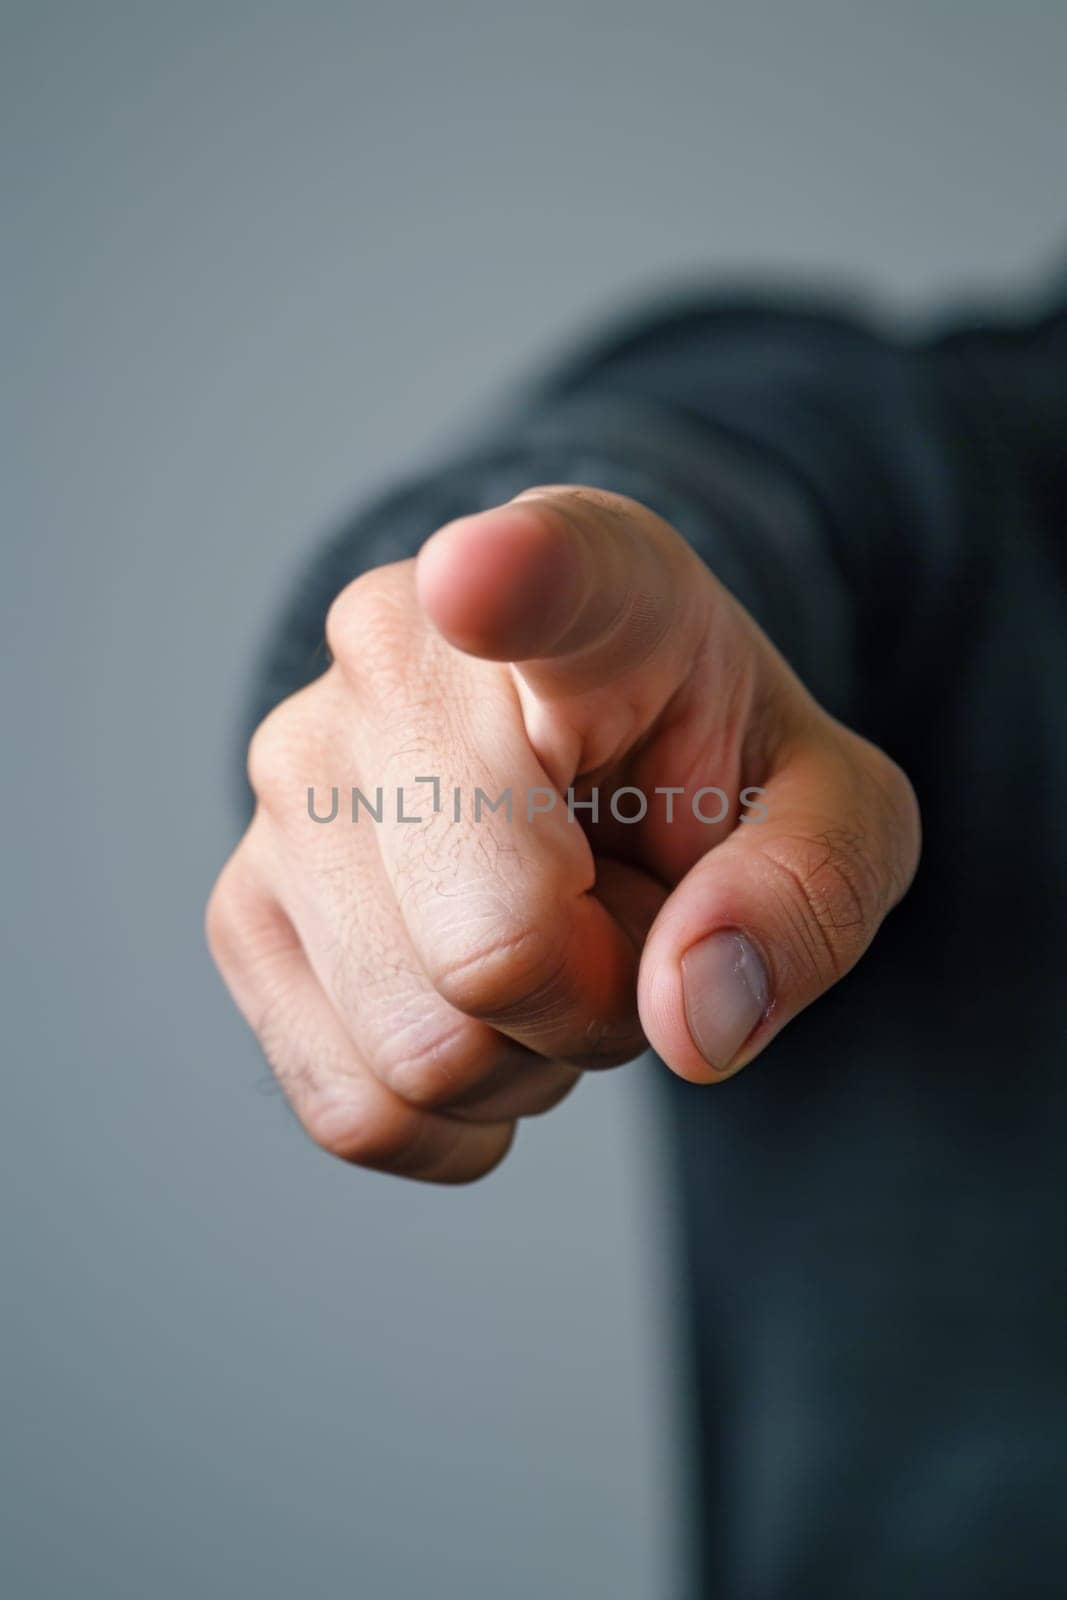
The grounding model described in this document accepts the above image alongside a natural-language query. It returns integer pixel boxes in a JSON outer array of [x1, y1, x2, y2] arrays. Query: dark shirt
[[249, 287, 1067, 1598]]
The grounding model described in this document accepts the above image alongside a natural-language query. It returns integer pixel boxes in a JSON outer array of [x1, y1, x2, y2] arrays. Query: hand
[[206, 487, 920, 1182]]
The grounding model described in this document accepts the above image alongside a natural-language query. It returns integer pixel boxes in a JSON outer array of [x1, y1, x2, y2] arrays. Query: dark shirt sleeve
[[246, 287, 1067, 771], [237, 288, 1067, 1594]]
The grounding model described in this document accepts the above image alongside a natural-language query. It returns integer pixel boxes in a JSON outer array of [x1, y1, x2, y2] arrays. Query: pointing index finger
[[416, 486, 708, 699]]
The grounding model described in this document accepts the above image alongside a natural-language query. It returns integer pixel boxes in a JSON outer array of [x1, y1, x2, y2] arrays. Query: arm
[[209, 288, 1062, 1182]]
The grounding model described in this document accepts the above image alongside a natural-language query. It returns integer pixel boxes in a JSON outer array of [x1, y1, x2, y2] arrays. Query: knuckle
[[429, 918, 568, 1024], [325, 565, 415, 676], [256, 1007, 412, 1169], [246, 696, 309, 808], [300, 1087, 456, 1176], [204, 867, 240, 974], [300, 1088, 398, 1167], [377, 1017, 497, 1109]]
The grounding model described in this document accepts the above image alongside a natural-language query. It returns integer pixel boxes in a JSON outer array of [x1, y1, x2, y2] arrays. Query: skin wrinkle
[[428, 917, 571, 1018], [757, 835, 871, 985]]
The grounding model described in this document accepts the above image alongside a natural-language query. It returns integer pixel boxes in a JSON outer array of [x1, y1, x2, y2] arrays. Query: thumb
[[415, 486, 713, 783], [638, 725, 921, 1082]]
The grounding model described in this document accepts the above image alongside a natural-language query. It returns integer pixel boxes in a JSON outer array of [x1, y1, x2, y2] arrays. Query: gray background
[[3, 3, 1064, 1596]]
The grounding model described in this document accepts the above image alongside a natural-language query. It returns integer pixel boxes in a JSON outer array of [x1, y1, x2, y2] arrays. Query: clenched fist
[[206, 487, 920, 1182]]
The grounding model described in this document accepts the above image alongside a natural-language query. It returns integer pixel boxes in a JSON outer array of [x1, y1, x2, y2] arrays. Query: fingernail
[[681, 930, 769, 1073]]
